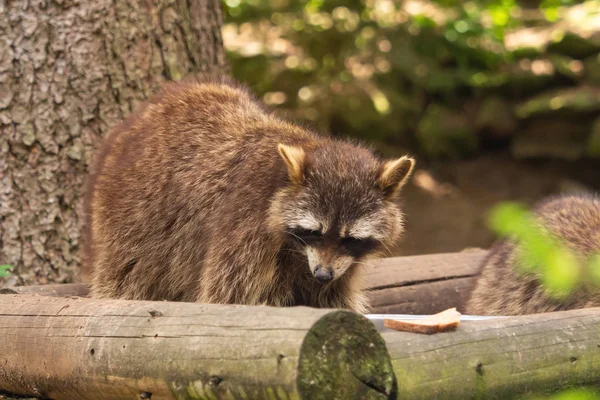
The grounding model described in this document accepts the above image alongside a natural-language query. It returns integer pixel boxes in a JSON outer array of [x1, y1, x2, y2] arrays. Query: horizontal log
[[0, 283, 90, 297], [364, 250, 486, 314], [383, 307, 600, 398], [0, 250, 488, 315], [0, 295, 395, 400]]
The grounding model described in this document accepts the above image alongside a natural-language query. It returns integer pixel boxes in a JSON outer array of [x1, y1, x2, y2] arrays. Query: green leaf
[[487, 202, 583, 300], [588, 254, 600, 287], [540, 247, 580, 299], [0, 264, 13, 278], [544, 389, 600, 400], [487, 202, 530, 237]]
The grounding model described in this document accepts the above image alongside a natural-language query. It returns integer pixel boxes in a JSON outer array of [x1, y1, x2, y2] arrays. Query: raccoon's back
[[83, 80, 302, 299], [465, 193, 600, 316], [532, 193, 600, 254]]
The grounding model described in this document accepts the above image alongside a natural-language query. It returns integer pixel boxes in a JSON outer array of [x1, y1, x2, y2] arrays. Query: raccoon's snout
[[314, 266, 333, 284]]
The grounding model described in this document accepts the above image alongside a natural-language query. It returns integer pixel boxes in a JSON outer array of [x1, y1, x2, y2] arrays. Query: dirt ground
[[391, 151, 600, 257]]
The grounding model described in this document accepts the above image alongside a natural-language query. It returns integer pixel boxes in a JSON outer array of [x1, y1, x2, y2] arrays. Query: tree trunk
[[0, 0, 227, 286], [0, 294, 396, 400]]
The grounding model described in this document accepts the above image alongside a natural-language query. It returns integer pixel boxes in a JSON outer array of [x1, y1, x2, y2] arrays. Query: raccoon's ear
[[378, 156, 415, 199], [278, 143, 306, 185]]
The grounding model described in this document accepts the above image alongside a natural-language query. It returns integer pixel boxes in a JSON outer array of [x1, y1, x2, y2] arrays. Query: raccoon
[[466, 193, 600, 316], [82, 75, 415, 314]]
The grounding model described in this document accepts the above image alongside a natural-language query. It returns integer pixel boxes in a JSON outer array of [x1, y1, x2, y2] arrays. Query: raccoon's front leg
[[318, 278, 370, 314], [196, 248, 281, 306], [336, 269, 370, 314], [334, 288, 370, 314], [197, 268, 275, 306], [344, 290, 370, 314]]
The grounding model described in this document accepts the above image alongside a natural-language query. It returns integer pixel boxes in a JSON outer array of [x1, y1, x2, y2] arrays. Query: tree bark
[[0, 295, 396, 400], [0, 0, 227, 286]]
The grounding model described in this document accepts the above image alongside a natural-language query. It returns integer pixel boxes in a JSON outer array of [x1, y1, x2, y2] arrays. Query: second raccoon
[[466, 193, 600, 316], [83, 76, 415, 314]]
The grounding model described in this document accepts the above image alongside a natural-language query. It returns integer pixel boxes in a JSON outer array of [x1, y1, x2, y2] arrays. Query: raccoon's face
[[273, 142, 414, 284]]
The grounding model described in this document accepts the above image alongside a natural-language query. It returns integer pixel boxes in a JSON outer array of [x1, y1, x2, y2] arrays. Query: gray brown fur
[[466, 193, 600, 316], [82, 75, 414, 314]]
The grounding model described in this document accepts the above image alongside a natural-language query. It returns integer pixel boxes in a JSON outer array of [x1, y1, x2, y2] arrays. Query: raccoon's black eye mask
[[341, 237, 379, 257], [287, 228, 323, 245], [287, 227, 379, 256]]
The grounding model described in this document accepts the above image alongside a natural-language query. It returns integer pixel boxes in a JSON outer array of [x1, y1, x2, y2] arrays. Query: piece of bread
[[383, 308, 461, 334]]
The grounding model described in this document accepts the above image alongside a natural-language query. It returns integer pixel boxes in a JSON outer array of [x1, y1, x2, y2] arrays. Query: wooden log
[[364, 250, 486, 314], [0, 295, 396, 400], [0, 283, 90, 297], [0, 250, 488, 315], [383, 308, 600, 398]]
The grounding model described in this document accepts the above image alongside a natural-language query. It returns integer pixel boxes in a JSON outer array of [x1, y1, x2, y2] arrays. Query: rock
[[389, 37, 461, 93], [417, 103, 478, 158], [558, 178, 594, 194], [506, 2, 600, 59], [511, 138, 585, 160], [546, 1, 600, 59], [467, 63, 555, 97], [586, 117, 600, 158], [510, 118, 590, 160], [548, 31, 600, 59], [475, 96, 517, 138], [583, 54, 600, 84], [549, 54, 584, 80], [516, 85, 600, 119]]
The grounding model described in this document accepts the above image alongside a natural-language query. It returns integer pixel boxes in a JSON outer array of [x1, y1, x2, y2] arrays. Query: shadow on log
[[0, 250, 488, 315], [0, 295, 396, 400]]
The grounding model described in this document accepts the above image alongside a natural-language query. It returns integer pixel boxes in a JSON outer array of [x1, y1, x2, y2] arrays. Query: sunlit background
[[222, 0, 600, 256]]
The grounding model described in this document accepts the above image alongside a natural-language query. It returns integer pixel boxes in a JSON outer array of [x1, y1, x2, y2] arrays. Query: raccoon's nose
[[314, 266, 333, 283]]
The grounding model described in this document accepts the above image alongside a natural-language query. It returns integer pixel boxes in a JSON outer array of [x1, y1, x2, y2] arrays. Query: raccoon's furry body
[[83, 76, 414, 313], [466, 193, 600, 315]]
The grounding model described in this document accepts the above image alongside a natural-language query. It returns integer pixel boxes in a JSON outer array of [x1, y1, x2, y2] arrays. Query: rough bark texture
[[0, 295, 396, 400], [0, 0, 227, 286], [383, 307, 600, 398]]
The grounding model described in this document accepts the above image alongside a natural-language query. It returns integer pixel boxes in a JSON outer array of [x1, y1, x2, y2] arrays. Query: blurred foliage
[[222, 0, 600, 159], [527, 389, 600, 400], [0, 265, 12, 278], [488, 202, 600, 299]]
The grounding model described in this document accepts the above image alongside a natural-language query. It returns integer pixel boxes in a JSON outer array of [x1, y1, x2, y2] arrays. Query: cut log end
[[297, 311, 396, 399]]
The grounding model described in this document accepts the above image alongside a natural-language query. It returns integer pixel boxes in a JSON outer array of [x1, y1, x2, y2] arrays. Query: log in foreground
[[0, 295, 396, 400], [0, 250, 488, 315], [383, 307, 600, 398]]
